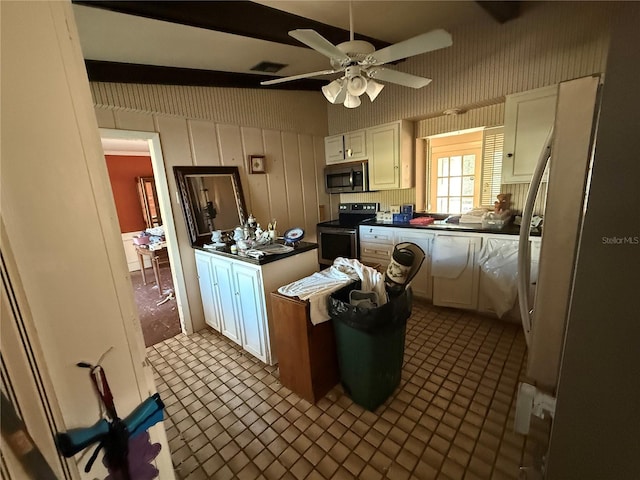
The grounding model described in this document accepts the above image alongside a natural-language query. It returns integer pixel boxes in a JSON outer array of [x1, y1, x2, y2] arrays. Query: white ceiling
[[73, 1, 493, 81]]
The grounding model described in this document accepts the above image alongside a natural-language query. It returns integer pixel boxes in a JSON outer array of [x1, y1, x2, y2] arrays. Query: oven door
[[317, 226, 358, 267]]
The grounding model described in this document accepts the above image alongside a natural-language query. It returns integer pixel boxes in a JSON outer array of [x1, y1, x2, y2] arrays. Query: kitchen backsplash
[[501, 182, 548, 216], [340, 182, 547, 217], [339, 189, 416, 213]]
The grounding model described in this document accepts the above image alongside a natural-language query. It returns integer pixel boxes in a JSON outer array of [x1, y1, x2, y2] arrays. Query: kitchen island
[[194, 242, 318, 365]]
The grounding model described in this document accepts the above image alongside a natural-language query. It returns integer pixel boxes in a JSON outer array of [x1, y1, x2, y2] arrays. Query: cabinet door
[[432, 235, 482, 309], [393, 229, 434, 300], [195, 252, 220, 331], [325, 135, 345, 164], [502, 85, 558, 183], [233, 263, 269, 364], [367, 123, 400, 190], [210, 257, 243, 345], [344, 130, 366, 160]]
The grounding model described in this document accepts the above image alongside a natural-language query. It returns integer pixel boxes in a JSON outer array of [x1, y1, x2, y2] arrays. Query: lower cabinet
[[359, 225, 434, 300], [432, 234, 482, 310], [358, 226, 540, 317], [194, 248, 318, 365], [209, 255, 243, 345], [477, 236, 541, 320], [393, 229, 434, 300]]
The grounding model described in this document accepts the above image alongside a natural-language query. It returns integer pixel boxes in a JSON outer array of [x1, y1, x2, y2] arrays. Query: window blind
[[481, 127, 504, 206]]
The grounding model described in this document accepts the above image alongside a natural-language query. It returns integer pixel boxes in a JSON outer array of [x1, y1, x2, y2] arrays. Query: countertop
[[359, 218, 542, 237], [194, 241, 318, 265]]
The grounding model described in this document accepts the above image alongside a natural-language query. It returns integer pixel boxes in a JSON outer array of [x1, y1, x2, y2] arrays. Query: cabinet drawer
[[359, 226, 393, 244], [360, 242, 393, 262]]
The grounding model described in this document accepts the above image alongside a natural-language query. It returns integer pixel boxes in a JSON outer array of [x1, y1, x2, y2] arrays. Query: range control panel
[[338, 203, 379, 213]]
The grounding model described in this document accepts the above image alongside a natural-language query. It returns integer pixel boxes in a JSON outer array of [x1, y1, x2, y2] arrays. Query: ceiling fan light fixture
[[344, 93, 361, 109], [365, 79, 384, 101], [346, 75, 368, 97], [322, 79, 346, 104]]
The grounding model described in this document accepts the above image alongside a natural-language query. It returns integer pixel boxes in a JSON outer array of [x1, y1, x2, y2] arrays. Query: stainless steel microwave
[[324, 161, 369, 194]]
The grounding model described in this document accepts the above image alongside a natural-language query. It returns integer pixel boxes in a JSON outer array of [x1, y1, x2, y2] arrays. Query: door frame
[[100, 128, 193, 335]]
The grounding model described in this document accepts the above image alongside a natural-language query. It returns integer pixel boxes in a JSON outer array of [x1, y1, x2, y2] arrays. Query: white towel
[[277, 257, 386, 325], [332, 257, 387, 307], [431, 236, 470, 279], [277, 266, 357, 325]]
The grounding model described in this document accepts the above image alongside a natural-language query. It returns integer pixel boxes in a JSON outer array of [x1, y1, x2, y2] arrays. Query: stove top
[[318, 202, 378, 228]]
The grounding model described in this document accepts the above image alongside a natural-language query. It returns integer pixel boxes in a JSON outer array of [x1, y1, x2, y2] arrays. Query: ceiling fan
[[260, 4, 452, 108]]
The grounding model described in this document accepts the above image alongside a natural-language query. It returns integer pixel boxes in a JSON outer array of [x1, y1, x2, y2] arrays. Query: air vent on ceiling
[[251, 61, 287, 73]]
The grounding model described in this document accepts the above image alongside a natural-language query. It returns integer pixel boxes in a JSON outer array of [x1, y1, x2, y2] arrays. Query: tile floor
[[147, 299, 550, 480]]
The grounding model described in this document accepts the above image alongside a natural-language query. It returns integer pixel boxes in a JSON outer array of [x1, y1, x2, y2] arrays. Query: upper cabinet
[[367, 120, 414, 191], [325, 130, 367, 164], [502, 85, 558, 183]]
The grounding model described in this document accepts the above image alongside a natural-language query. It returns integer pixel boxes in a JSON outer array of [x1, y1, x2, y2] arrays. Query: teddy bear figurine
[[494, 193, 512, 213]]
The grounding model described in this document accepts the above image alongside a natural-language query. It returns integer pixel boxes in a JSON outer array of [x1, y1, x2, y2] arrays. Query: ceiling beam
[[85, 60, 327, 91], [476, 1, 521, 23], [72, 0, 391, 50]]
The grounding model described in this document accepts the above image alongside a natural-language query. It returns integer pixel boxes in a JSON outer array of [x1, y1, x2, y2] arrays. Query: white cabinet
[[432, 234, 482, 310], [325, 130, 366, 164], [195, 253, 220, 331], [209, 256, 244, 345], [502, 85, 558, 183], [477, 236, 541, 320], [232, 262, 268, 362], [367, 120, 414, 190], [194, 248, 318, 365], [359, 225, 433, 300], [394, 229, 434, 300]]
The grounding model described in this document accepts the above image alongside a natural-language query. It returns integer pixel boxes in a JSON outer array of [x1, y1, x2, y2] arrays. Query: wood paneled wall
[[94, 101, 333, 332]]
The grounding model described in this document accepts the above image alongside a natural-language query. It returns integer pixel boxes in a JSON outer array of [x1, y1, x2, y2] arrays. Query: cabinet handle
[[507, 153, 513, 157]]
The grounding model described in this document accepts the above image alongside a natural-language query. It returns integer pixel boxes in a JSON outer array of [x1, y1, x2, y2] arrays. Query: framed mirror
[[174, 166, 247, 246]]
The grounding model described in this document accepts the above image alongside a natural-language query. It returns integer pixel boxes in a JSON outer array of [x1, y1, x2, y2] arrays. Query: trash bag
[[478, 239, 519, 317], [327, 282, 412, 333], [328, 282, 413, 410]]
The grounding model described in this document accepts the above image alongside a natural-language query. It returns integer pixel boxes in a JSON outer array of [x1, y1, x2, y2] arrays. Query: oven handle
[[349, 169, 354, 190], [318, 227, 357, 235]]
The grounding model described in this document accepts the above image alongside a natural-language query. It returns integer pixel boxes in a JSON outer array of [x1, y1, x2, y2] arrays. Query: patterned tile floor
[[147, 299, 550, 479]]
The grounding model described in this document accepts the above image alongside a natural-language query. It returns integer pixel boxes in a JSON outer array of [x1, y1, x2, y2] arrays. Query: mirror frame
[[173, 166, 247, 246]]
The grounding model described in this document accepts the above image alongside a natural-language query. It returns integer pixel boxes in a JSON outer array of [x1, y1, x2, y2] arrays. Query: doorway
[[99, 129, 193, 344]]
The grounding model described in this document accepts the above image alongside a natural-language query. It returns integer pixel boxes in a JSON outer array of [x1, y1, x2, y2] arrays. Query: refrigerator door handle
[[517, 126, 554, 347]]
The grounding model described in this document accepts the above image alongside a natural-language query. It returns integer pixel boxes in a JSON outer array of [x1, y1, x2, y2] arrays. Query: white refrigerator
[[515, 6, 640, 478], [516, 74, 602, 392]]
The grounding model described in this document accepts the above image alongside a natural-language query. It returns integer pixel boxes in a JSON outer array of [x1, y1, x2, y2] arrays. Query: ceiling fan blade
[[369, 29, 452, 65], [289, 29, 351, 62], [366, 68, 432, 89], [260, 69, 338, 86]]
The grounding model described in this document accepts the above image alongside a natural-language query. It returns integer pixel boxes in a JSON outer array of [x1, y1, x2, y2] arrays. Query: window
[[481, 127, 504, 206], [427, 128, 504, 214]]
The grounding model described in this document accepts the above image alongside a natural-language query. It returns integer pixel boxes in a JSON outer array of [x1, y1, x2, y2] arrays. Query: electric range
[[316, 202, 378, 267]]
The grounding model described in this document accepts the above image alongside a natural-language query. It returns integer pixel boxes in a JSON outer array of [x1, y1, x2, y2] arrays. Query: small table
[[135, 245, 167, 296]]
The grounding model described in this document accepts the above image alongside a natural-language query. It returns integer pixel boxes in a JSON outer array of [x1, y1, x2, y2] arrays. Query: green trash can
[[328, 282, 413, 411]]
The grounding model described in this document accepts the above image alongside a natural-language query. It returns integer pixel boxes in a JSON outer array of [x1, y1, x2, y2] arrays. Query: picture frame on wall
[[249, 155, 266, 174]]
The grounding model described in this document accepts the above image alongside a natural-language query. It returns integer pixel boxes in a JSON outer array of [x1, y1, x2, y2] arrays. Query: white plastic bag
[[478, 240, 519, 317]]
